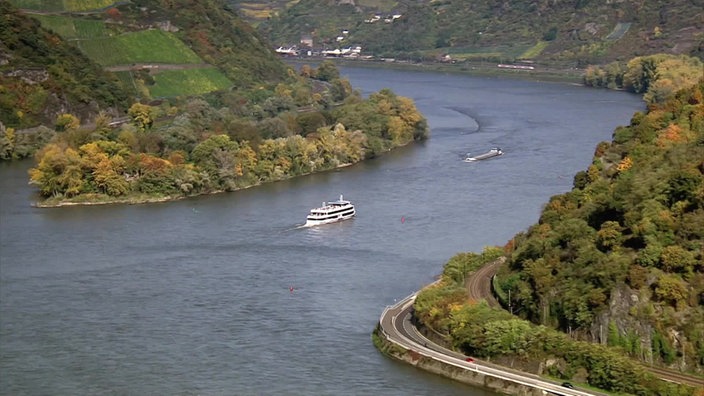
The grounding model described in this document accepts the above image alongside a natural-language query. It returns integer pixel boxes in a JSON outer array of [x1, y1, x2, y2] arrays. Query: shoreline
[[32, 162, 356, 208], [286, 57, 586, 85]]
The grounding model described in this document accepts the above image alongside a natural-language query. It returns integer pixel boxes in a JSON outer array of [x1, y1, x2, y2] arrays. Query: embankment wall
[[373, 326, 544, 396]]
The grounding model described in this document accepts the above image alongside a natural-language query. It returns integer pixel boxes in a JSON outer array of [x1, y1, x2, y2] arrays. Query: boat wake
[[282, 224, 309, 231]]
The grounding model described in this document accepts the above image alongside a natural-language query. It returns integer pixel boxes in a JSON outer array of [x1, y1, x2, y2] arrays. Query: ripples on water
[[0, 67, 643, 395]]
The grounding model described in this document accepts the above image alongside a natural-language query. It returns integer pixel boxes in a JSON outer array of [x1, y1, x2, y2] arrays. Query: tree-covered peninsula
[[27, 74, 427, 206]]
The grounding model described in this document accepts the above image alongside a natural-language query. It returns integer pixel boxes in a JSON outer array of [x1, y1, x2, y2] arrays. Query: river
[[0, 67, 644, 395]]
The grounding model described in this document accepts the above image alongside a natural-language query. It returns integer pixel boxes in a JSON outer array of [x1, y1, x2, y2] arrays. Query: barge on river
[[464, 147, 503, 162]]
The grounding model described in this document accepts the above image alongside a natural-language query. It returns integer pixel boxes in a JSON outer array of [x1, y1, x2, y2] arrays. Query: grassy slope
[[78, 30, 204, 66], [149, 68, 233, 97], [9, 0, 118, 11], [2, 0, 289, 128], [25, 13, 231, 98]]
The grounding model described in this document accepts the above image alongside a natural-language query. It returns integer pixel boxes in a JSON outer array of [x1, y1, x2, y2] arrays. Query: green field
[[75, 18, 107, 38], [10, 0, 117, 11], [10, 0, 63, 11], [33, 15, 78, 38], [78, 30, 204, 66], [519, 41, 549, 59], [33, 15, 107, 39], [149, 68, 233, 98], [63, 0, 116, 11]]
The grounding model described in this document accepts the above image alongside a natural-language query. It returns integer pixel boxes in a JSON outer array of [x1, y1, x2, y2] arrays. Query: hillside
[[1, 0, 289, 129], [245, 0, 703, 66], [2, 0, 433, 208], [496, 75, 704, 371], [0, 2, 132, 129]]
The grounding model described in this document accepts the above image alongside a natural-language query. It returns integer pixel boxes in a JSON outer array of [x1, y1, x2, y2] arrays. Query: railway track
[[465, 257, 502, 307], [644, 365, 704, 388]]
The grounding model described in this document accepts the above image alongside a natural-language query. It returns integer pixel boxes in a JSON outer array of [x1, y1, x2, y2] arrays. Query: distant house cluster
[[276, 47, 300, 56], [274, 12, 402, 59], [275, 45, 364, 58], [321, 46, 362, 57], [364, 14, 402, 23], [275, 27, 365, 58]]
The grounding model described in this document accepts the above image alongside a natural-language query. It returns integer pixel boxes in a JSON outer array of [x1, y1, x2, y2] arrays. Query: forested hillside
[[0, 2, 131, 129], [252, 0, 703, 66], [22, 60, 428, 206], [412, 73, 703, 394], [1, 0, 290, 131], [496, 73, 704, 368]]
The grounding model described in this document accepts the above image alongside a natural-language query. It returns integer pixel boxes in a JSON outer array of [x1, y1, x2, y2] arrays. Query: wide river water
[[0, 67, 644, 395]]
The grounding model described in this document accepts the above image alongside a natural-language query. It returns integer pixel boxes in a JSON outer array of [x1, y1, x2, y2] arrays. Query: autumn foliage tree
[[584, 54, 703, 106]]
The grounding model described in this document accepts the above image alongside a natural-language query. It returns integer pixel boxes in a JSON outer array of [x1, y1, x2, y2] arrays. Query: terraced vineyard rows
[[23, 12, 234, 99], [77, 30, 203, 66]]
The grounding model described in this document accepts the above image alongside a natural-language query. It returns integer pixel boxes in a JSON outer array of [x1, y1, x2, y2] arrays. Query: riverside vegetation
[[0, 1, 427, 205], [412, 61, 704, 395], [25, 79, 427, 206]]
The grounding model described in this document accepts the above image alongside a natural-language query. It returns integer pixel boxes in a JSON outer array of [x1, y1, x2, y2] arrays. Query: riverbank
[[33, 192, 197, 208], [286, 57, 586, 84], [32, 161, 358, 208], [373, 326, 550, 396]]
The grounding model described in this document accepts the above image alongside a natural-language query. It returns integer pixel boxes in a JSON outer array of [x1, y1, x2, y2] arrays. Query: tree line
[[583, 54, 703, 105]]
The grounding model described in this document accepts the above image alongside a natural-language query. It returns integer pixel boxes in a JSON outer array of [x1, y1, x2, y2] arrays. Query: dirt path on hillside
[[105, 63, 212, 72]]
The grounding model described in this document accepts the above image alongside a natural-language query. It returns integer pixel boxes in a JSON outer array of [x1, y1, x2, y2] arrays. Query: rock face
[[592, 281, 698, 371], [593, 284, 652, 348], [4, 68, 49, 85]]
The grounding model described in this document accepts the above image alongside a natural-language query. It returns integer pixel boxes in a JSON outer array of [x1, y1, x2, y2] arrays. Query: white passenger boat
[[464, 147, 503, 162], [305, 195, 355, 226]]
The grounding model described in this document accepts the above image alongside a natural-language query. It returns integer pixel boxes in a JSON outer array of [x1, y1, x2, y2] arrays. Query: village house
[[300, 34, 313, 48]]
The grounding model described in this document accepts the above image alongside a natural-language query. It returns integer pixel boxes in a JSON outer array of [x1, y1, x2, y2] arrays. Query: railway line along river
[[0, 67, 644, 395]]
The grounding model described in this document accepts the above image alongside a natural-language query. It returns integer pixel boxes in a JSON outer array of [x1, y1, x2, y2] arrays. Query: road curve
[[378, 293, 601, 396]]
